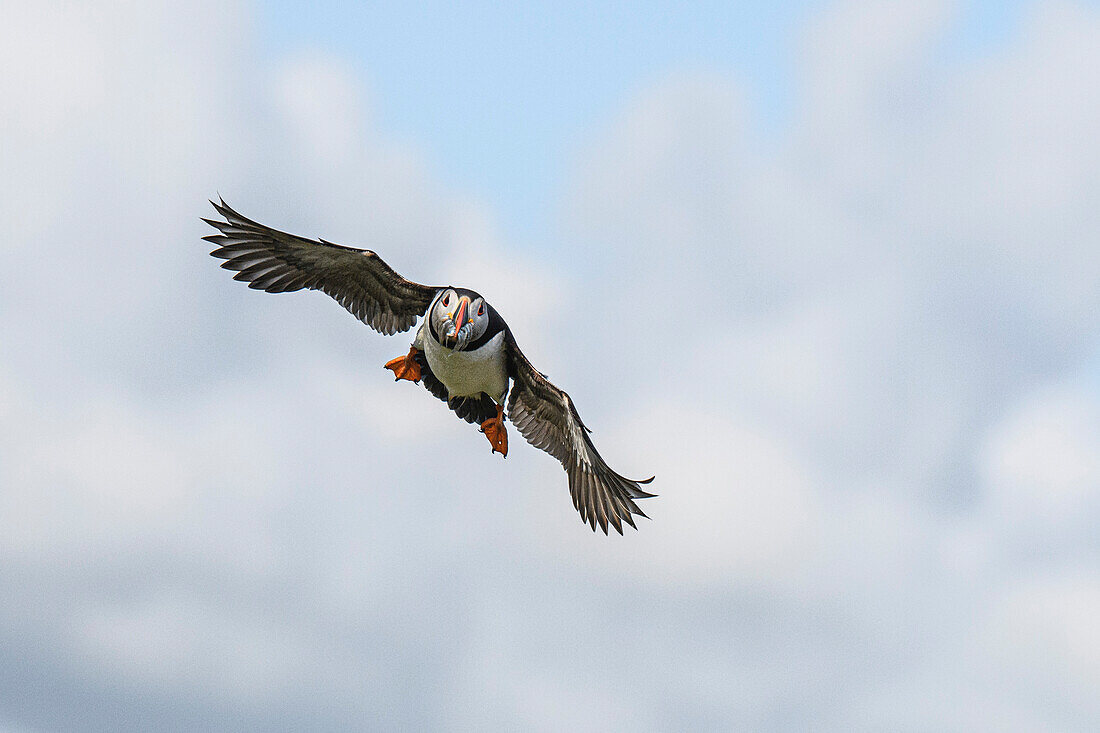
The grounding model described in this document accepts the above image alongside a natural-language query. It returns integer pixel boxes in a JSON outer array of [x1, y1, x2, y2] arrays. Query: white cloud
[[0, 401, 188, 557], [981, 571, 1100, 727], [573, 404, 821, 586], [2, 0, 1100, 729], [75, 592, 313, 702], [566, 0, 1100, 496], [980, 383, 1100, 529], [555, 0, 1100, 726], [275, 55, 368, 170]]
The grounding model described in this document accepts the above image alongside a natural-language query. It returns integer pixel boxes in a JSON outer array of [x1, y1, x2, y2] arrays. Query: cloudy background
[[2, 0, 1099, 729]]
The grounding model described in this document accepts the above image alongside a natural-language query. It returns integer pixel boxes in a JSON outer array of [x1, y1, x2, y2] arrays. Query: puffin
[[203, 199, 655, 534]]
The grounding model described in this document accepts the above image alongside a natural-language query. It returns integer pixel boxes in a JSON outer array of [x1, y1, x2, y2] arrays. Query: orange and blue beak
[[452, 296, 470, 334]]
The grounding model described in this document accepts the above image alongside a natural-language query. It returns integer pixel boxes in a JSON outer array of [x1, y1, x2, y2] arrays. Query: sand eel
[[203, 199, 655, 534]]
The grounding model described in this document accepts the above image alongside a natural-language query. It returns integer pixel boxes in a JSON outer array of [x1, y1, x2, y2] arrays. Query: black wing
[[504, 330, 655, 535], [203, 198, 438, 335]]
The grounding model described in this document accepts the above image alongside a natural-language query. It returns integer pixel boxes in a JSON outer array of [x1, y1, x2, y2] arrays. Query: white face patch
[[430, 289, 458, 338], [430, 289, 490, 350]]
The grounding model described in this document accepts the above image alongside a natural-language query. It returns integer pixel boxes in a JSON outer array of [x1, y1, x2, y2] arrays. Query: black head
[[428, 287, 497, 350]]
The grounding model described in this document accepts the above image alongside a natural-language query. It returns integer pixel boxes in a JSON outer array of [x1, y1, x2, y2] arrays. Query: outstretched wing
[[504, 330, 655, 535], [202, 198, 438, 335]]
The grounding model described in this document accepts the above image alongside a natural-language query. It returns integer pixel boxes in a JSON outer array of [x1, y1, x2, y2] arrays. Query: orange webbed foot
[[384, 346, 421, 382], [480, 404, 508, 457]]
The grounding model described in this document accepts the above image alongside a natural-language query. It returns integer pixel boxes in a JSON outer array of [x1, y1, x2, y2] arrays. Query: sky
[[1, 0, 1099, 730]]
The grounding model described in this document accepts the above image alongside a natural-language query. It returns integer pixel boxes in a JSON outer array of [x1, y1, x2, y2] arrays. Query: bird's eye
[[477, 304, 484, 316], [442, 295, 450, 307]]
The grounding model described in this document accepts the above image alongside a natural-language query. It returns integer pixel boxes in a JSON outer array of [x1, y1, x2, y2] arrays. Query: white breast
[[422, 328, 509, 403]]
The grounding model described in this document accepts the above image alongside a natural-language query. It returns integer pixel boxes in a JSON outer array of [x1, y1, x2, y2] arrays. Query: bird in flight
[[203, 199, 654, 534]]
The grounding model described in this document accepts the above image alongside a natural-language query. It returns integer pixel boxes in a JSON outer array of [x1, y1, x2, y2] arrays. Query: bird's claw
[[384, 347, 421, 382], [480, 405, 508, 457]]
